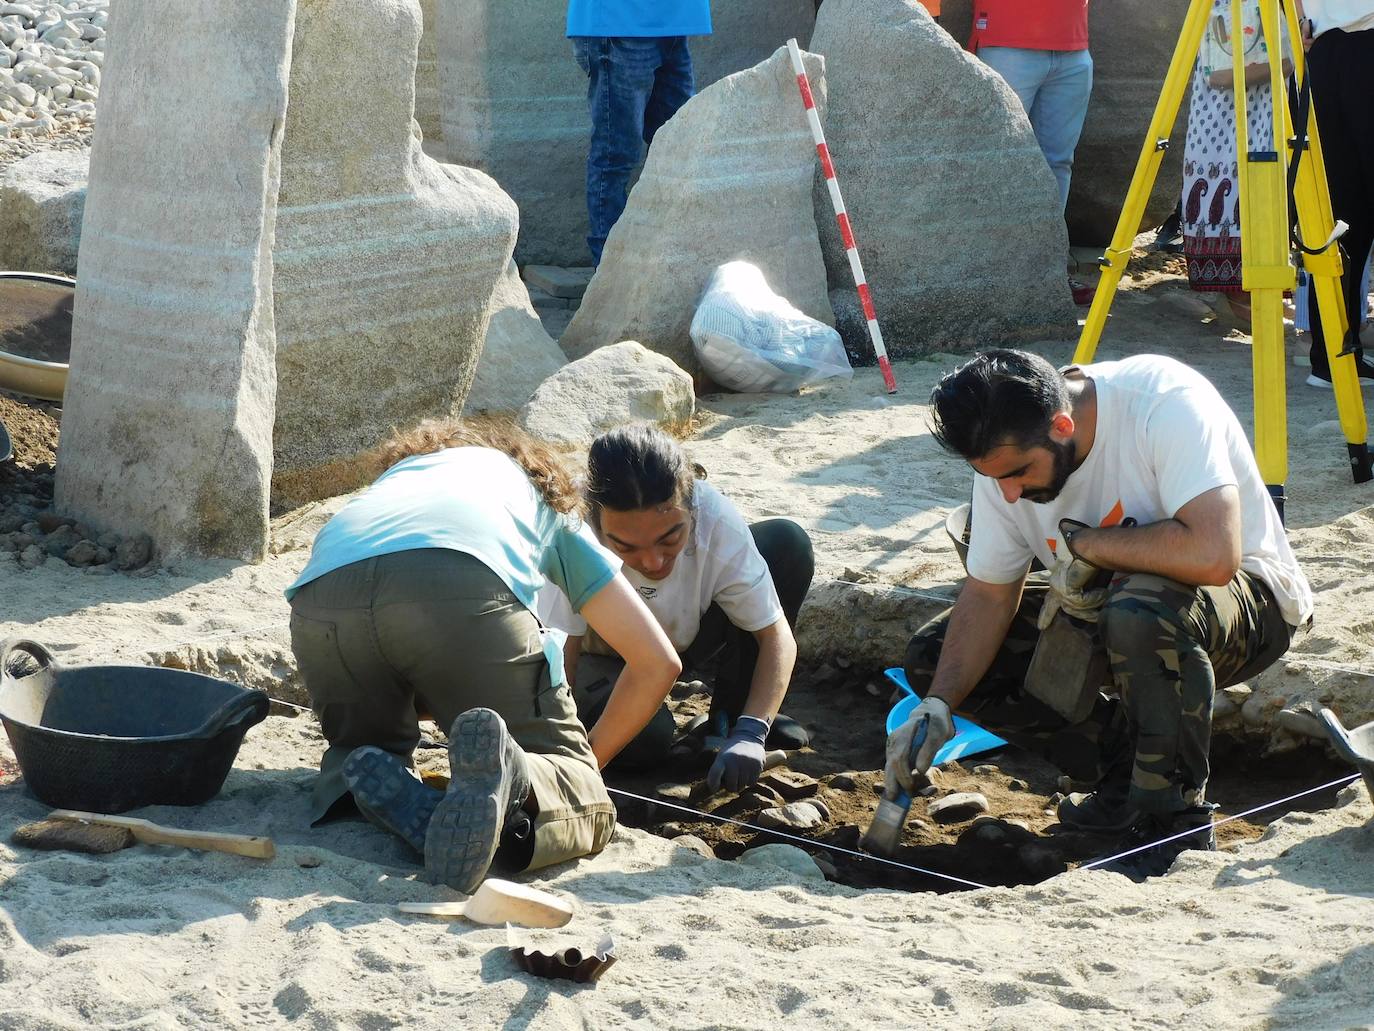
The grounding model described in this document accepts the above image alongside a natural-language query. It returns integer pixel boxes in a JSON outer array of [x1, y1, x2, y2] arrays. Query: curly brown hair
[[373, 415, 584, 516]]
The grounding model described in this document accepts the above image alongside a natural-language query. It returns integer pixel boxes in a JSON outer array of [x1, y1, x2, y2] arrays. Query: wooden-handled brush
[[14, 810, 275, 860]]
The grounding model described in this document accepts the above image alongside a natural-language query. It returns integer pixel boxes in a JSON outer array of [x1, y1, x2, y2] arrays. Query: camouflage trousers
[[904, 570, 1295, 814]]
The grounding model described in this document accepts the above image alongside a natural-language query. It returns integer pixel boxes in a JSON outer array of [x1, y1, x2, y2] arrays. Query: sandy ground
[[3, 268, 1374, 1027]]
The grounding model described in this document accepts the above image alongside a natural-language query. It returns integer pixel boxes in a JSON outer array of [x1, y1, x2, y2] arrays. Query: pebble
[[0, 0, 105, 153], [736, 843, 827, 882], [742, 782, 784, 807], [828, 773, 859, 791], [656, 783, 692, 802], [670, 834, 714, 860], [296, 854, 322, 869], [1007, 778, 1029, 792], [758, 770, 818, 801], [927, 792, 990, 823], [756, 802, 826, 831], [972, 764, 1000, 776]]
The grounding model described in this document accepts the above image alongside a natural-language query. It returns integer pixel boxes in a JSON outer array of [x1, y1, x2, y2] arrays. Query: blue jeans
[[979, 46, 1094, 212], [572, 36, 695, 264]]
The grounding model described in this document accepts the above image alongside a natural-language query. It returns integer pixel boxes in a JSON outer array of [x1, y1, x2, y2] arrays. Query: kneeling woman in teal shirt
[[285, 419, 680, 893]]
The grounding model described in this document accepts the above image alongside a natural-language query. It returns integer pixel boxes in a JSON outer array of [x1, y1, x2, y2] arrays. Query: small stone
[[85, 565, 116, 577], [93, 546, 112, 565], [671, 834, 714, 859], [834, 654, 853, 670], [1007, 778, 1030, 792], [1241, 692, 1269, 728], [1004, 819, 1030, 831], [808, 798, 832, 822], [17, 544, 46, 569], [296, 854, 323, 869], [34, 511, 71, 533], [759, 770, 818, 801], [927, 792, 990, 823], [742, 783, 784, 807], [96, 531, 120, 550], [828, 773, 859, 791], [864, 681, 883, 697], [756, 802, 826, 831], [656, 783, 692, 802], [657, 822, 684, 836], [114, 534, 153, 571], [973, 764, 999, 775], [736, 843, 827, 882], [63, 540, 98, 567]]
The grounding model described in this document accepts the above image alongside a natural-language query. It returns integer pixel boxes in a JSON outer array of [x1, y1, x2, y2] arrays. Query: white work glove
[[1038, 517, 1130, 628], [883, 697, 953, 800]]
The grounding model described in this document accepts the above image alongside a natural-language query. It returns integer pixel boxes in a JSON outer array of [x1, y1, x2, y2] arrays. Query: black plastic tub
[[0, 639, 269, 813]]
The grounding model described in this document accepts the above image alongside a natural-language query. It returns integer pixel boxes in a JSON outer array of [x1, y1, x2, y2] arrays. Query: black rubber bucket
[[0, 639, 269, 813]]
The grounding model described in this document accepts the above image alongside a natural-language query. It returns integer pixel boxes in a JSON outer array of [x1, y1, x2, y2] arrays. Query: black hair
[[928, 349, 1070, 461], [585, 423, 701, 526]]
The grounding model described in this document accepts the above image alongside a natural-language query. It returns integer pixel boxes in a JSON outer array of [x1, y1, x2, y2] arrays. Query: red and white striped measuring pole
[[787, 37, 897, 394]]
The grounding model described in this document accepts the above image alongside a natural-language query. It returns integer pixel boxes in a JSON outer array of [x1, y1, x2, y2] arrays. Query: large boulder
[[940, 0, 1190, 246], [54, 0, 290, 561], [811, 0, 1073, 359], [560, 47, 832, 378], [0, 149, 88, 275], [438, 0, 816, 267], [271, 0, 517, 507], [518, 341, 693, 446], [463, 259, 567, 414]]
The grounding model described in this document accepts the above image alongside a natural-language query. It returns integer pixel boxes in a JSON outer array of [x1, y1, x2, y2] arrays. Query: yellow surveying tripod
[[1073, 0, 1372, 519]]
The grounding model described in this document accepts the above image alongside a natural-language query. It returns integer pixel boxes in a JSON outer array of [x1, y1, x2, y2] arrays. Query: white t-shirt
[[1304, 0, 1374, 34], [966, 356, 1313, 627], [537, 480, 784, 651]]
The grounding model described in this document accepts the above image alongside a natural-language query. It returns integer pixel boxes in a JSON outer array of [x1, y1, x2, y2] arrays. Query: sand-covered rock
[[54, 0, 289, 562], [518, 340, 693, 445], [270, 0, 517, 507], [463, 259, 566, 414], [0, 147, 85, 272], [561, 47, 832, 378], [811, 0, 1074, 359]]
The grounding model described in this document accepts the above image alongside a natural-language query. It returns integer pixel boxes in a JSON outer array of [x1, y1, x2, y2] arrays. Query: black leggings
[[1305, 27, 1374, 374]]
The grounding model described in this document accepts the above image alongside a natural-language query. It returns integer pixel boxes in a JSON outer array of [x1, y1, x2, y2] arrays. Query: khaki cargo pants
[[289, 548, 616, 871]]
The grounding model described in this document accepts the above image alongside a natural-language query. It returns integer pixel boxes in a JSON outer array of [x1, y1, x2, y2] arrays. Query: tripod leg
[[1283, 1, 1373, 484], [1073, 0, 1212, 364]]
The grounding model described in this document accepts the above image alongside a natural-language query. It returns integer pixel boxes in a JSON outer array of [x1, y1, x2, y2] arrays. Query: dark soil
[[0, 391, 153, 573], [602, 662, 1353, 893]]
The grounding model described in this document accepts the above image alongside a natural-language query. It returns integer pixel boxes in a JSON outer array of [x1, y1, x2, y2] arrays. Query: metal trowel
[[1320, 708, 1374, 801]]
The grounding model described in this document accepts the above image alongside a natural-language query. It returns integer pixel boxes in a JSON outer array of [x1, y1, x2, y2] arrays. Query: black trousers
[[1305, 27, 1374, 375]]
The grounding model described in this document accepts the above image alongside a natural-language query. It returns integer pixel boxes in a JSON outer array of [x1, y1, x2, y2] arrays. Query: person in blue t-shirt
[[567, 0, 714, 264], [285, 418, 680, 895]]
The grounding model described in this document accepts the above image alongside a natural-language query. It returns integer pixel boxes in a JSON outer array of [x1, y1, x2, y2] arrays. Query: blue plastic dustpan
[[883, 668, 1007, 765]]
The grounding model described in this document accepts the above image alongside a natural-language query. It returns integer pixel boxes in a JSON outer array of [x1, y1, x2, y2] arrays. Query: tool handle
[[894, 715, 930, 807], [47, 810, 276, 860]]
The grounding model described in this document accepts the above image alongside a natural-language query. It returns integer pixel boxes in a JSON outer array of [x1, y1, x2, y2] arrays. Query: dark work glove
[[707, 715, 770, 793]]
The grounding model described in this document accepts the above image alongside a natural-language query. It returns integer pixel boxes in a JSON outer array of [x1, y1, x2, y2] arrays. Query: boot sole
[[425, 710, 511, 894], [342, 747, 438, 853]]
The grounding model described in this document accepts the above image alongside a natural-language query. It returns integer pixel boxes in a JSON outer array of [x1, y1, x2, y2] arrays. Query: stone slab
[[522, 264, 593, 300], [53, 0, 291, 561]]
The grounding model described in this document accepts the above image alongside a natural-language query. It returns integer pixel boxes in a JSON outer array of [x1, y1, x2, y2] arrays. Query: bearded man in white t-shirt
[[885, 349, 1312, 879]]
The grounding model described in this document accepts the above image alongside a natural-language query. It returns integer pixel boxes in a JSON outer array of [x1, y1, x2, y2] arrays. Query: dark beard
[[1021, 438, 1076, 504]]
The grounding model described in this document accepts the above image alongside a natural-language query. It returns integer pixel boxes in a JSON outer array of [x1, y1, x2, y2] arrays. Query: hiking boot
[[1057, 767, 1139, 833], [342, 746, 442, 853], [1103, 804, 1218, 882], [425, 708, 532, 894]]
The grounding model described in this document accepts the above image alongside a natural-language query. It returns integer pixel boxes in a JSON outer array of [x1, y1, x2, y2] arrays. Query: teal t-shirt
[[567, 0, 713, 37], [285, 448, 618, 684]]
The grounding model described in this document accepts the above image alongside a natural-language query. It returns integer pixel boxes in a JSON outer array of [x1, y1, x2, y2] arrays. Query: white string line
[[603, 786, 994, 891], [1282, 656, 1374, 679], [832, 579, 959, 606], [1079, 773, 1361, 870]]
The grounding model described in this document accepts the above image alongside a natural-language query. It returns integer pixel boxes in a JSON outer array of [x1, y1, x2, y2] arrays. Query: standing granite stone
[[439, 0, 816, 267], [561, 47, 832, 378], [415, 0, 442, 143], [0, 149, 88, 275], [271, 0, 517, 506], [463, 259, 567, 414], [940, 0, 1189, 246], [811, 0, 1073, 359], [54, 0, 292, 561]]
